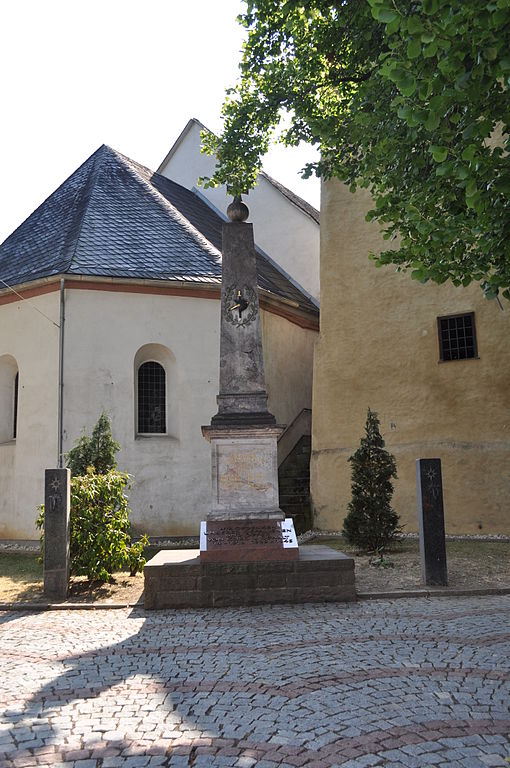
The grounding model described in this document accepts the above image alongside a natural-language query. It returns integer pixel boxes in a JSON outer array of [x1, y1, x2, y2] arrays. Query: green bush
[[342, 408, 401, 552], [37, 413, 148, 582], [66, 412, 120, 476], [37, 470, 148, 582], [70, 469, 147, 581]]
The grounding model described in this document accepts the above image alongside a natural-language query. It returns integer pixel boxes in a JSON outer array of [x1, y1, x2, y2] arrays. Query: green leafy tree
[[342, 408, 400, 551], [203, 0, 510, 299], [66, 412, 120, 475]]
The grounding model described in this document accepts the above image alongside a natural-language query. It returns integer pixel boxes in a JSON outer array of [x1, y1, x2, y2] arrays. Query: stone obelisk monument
[[201, 197, 298, 562]]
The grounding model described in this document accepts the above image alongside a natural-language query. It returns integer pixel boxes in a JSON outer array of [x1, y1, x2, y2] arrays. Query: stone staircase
[[278, 433, 312, 535]]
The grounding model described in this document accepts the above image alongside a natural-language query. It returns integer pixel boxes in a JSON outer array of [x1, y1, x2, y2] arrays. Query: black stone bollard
[[416, 459, 448, 586], [44, 468, 71, 599]]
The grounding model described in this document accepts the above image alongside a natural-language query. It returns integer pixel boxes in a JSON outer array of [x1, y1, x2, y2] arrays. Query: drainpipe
[[57, 278, 65, 468]]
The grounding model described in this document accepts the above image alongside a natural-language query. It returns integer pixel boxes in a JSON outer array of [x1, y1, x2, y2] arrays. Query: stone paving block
[[73, 761, 97, 768], [248, 762, 279, 768], [1, 596, 510, 768], [479, 755, 508, 766], [419, 753, 445, 764]]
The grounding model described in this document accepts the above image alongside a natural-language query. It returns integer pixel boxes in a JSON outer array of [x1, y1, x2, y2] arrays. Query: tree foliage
[[66, 412, 120, 476], [203, 0, 510, 298], [342, 408, 400, 551], [68, 470, 147, 581]]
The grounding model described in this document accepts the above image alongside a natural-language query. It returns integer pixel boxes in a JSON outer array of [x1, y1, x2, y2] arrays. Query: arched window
[[134, 343, 178, 438], [0, 355, 19, 443], [137, 361, 166, 434]]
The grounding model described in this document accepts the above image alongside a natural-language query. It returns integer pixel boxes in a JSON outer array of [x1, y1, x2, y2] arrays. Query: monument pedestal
[[201, 424, 283, 520], [144, 545, 355, 609], [200, 423, 298, 564]]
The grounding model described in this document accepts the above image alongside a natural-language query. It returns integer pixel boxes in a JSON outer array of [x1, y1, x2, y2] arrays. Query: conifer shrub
[[66, 411, 120, 475], [342, 408, 401, 552]]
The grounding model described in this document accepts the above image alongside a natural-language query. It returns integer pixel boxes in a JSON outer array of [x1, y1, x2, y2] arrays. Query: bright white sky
[[0, 0, 320, 244]]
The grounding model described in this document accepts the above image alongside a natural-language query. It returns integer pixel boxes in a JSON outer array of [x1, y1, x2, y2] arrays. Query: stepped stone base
[[144, 545, 355, 609]]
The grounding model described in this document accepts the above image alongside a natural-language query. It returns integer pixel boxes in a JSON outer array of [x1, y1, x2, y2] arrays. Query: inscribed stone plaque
[[209, 435, 281, 519], [416, 458, 448, 586], [200, 518, 298, 562]]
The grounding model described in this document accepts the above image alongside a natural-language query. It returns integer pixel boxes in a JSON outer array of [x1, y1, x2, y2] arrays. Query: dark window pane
[[13, 372, 18, 439], [138, 362, 166, 433], [438, 313, 477, 362]]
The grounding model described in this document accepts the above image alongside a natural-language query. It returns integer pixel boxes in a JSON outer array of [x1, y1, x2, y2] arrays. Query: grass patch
[[305, 536, 510, 591], [304, 536, 416, 555], [1, 537, 508, 603], [0, 551, 42, 581], [307, 535, 509, 560], [0, 552, 43, 602]]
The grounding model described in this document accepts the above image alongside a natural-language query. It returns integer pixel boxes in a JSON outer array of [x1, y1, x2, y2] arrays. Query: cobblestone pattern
[[0, 596, 509, 767]]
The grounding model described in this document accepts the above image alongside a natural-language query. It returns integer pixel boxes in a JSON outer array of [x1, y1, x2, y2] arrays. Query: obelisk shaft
[[212, 220, 275, 425]]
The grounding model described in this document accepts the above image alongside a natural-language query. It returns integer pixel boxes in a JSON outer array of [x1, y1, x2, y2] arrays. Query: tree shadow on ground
[[0, 607, 208, 764]]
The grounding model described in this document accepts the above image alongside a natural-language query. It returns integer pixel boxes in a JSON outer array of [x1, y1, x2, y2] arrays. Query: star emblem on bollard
[[50, 478, 61, 492]]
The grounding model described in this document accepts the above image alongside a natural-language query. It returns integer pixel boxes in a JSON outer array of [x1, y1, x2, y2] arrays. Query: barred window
[[137, 361, 166, 434], [438, 312, 478, 362]]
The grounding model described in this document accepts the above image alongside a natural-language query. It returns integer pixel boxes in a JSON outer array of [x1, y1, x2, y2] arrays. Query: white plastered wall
[[159, 120, 320, 301], [60, 288, 316, 537], [0, 292, 60, 538]]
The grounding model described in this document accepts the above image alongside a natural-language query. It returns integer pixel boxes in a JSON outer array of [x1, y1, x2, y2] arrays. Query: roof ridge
[[157, 118, 319, 224], [259, 170, 320, 224], [64, 145, 111, 273], [156, 118, 207, 174]]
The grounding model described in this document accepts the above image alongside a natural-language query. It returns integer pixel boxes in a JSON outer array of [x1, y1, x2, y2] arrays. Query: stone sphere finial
[[227, 195, 249, 222]]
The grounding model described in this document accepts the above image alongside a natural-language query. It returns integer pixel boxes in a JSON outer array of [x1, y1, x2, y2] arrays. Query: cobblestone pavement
[[0, 596, 509, 768]]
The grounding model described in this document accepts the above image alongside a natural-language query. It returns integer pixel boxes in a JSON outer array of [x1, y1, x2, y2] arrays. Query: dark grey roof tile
[[0, 146, 317, 317]]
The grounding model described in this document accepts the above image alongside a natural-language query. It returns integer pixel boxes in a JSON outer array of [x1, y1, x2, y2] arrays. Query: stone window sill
[[438, 356, 480, 364]]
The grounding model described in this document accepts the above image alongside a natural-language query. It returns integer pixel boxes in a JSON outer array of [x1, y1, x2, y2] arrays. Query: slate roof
[[0, 146, 318, 316]]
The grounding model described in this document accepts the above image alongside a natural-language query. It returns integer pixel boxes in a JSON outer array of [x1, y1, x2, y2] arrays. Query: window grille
[[137, 362, 166, 433], [438, 312, 477, 361]]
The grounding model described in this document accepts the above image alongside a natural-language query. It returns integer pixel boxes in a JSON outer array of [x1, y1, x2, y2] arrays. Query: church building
[[0, 138, 319, 540]]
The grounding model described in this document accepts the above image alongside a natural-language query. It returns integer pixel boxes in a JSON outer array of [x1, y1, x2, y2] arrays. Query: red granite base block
[[144, 545, 356, 608], [200, 519, 298, 563], [200, 545, 298, 563]]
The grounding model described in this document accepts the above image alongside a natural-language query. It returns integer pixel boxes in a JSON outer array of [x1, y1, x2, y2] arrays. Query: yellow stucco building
[[311, 178, 510, 536]]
